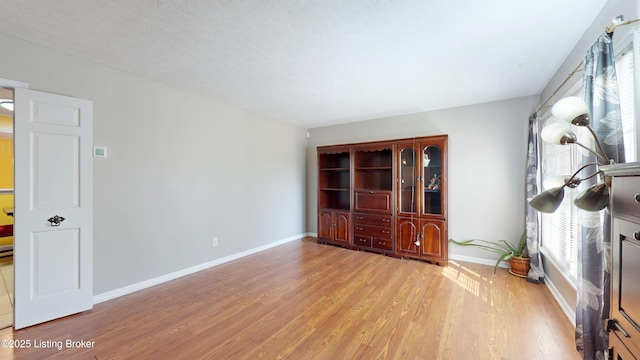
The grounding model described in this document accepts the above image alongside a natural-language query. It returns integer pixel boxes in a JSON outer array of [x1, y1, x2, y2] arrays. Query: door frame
[[0, 77, 27, 329], [0, 78, 28, 91]]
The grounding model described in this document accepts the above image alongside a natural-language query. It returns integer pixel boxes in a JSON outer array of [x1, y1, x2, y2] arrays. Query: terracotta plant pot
[[508, 256, 530, 277]]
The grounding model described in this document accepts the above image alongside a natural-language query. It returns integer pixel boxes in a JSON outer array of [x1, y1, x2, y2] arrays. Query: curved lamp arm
[[583, 126, 611, 165], [529, 162, 602, 213], [540, 121, 609, 164], [564, 162, 601, 186]]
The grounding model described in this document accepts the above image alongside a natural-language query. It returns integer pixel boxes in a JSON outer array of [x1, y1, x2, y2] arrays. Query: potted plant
[[449, 231, 530, 277]]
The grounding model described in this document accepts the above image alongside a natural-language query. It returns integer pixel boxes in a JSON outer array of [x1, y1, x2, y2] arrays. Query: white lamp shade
[[551, 96, 590, 125], [540, 122, 576, 145]]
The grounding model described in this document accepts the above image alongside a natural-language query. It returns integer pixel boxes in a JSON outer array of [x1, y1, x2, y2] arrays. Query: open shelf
[[318, 150, 351, 211], [319, 151, 350, 169], [354, 148, 392, 192]]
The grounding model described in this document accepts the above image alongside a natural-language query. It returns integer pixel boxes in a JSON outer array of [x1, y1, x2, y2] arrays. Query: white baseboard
[[544, 274, 576, 327], [92, 234, 305, 305], [448, 253, 509, 268]]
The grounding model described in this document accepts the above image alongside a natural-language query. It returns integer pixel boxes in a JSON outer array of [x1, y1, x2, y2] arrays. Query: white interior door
[[13, 88, 93, 329]]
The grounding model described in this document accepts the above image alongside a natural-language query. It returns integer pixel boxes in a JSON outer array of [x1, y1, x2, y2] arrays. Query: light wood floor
[[0, 255, 12, 330], [0, 238, 579, 359]]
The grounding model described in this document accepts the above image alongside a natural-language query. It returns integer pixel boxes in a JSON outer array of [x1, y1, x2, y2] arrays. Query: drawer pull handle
[[634, 231, 640, 241], [606, 319, 630, 338], [615, 322, 630, 338], [635, 193, 640, 203], [614, 321, 630, 338]]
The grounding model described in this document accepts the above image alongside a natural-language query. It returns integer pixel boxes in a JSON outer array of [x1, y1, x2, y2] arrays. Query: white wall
[[0, 32, 308, 295], [307, 96, 538, 264]]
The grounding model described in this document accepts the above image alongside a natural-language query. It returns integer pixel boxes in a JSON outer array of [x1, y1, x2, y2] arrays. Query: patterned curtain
[[525, 113, 543, 282], [575, 33, 625, 360]]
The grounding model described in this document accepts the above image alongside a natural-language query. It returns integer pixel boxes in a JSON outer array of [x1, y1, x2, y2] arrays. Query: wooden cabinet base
[[400, 255, 448, 267], [317, 210, 351, 248], [395, 217, 447, 266]]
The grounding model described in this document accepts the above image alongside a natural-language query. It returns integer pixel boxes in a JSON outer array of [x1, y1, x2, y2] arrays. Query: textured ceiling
[[0, 0, 608, 128]]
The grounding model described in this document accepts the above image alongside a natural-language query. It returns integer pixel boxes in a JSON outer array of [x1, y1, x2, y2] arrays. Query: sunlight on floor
[[442, 261, 492, 298]]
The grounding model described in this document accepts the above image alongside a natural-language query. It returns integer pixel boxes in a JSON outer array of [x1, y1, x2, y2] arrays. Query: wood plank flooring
[[0, 238, 579, 359]]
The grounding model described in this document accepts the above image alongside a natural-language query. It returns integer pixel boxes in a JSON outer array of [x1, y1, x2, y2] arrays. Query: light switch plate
[[93, 146, 107, 158]]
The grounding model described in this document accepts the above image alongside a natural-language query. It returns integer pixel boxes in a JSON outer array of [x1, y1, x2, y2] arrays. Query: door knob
[[47, 215, 66, 227]]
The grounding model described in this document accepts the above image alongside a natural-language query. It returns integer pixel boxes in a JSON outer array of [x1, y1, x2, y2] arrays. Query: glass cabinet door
[[399, 146, 417, 214], [422, 145, 442, 215]]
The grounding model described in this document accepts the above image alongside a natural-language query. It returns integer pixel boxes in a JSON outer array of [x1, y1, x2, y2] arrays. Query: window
[[539, 87, 583, 280], [540, 30, 638, 282], [617, 39, 637, 162]]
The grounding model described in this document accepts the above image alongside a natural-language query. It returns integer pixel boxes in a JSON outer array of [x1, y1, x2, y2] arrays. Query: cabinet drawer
[[354, 224, 392, 239], [355, 190, 392, 214], [372, 238, 393, 251], [353, 213, 392, 226], [612, 176, 640, 219], [609, 331, 639, 359], [354, 236, 372, 247], [612, 218, 640, 354]]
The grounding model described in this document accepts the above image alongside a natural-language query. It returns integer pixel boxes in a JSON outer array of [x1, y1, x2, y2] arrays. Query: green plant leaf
[[500, 240, 517, 253], [518, 231, 528, 256], [449, 239, 476, 246], [450, 232, 527, 273], [449, 238, 512, 254], [494, 252, 513, 273]]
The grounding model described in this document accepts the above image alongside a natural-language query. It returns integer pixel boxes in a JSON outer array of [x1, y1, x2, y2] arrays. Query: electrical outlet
[[212, 237, 218, 247]]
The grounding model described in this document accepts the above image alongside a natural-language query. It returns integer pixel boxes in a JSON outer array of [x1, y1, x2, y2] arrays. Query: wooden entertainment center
[[317, 135, 448, 266]]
